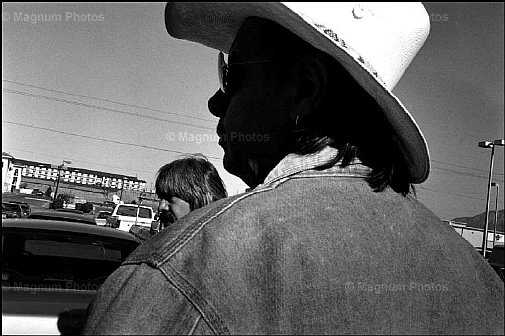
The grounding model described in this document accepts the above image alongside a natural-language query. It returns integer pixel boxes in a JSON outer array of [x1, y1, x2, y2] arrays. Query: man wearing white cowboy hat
[[84, 3, 504, 335]]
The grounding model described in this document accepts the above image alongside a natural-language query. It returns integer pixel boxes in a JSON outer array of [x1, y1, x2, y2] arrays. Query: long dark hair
[[289, 51, 414, 195], [257, 17, 414, 195]]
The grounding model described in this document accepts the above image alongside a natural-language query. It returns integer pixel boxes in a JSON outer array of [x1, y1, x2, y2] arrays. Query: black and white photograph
[[2, 2, 504, 335]]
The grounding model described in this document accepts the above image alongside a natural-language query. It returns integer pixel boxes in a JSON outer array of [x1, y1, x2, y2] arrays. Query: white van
[[107, 204, 154, 232]]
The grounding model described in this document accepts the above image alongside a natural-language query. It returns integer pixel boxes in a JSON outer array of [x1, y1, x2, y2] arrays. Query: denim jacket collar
[[260, 146, 372, 188]]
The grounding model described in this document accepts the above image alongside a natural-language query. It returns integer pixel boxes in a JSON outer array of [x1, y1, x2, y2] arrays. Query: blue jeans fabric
[[83, 161, 504, 335]]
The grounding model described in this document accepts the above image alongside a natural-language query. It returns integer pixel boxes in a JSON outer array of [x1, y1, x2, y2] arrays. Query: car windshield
[[2, 228, 139, 290], [116, 206, 137, 217], [138, 207, 152, 219]]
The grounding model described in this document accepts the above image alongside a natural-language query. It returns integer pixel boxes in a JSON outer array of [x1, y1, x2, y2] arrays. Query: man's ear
[[289, 57, 329, 124]]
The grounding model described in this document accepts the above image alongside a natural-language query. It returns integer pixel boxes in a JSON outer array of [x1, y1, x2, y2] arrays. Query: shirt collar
[[261, 146, 369, 186]]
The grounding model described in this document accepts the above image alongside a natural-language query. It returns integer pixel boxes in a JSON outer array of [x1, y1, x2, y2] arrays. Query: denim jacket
[[84, 147, 504, 335]]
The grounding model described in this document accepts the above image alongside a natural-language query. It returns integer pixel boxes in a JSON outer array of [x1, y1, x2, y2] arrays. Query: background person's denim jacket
[[84, 147, 505, 335]]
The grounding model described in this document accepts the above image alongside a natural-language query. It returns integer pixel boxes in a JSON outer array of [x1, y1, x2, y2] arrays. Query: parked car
[[2, 218, 141, 335], [31, 188, 45, 196], [101, 201, 116, 208], [28, 210, 97, 225], [2, 202, 24, 219], [3, 195, 52, 212], [21, 197, 52, 212], [94, 210, 112, 226], [5, 201, 31, 217], [106, 204, 154, 232]]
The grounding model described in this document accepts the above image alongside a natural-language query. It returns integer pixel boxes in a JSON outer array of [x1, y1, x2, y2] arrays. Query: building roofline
[[12, 158, 146, 183]]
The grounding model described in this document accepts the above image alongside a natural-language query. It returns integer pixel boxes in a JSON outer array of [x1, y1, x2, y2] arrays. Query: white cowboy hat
[[164, 2, 431, 183]]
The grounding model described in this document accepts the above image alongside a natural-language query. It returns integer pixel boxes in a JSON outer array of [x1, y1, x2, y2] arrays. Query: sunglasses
[[218, 51, 294, 94]]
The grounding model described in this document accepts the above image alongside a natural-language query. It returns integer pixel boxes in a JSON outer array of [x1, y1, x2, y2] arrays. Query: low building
[[446, 220, 504, 252], [11, 157, 147, 192], [3, 154, 147, 195]]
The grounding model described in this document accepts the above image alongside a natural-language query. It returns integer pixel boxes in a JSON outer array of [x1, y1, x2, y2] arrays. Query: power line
[[431, 165, 504, 183], [432, 158, 504, 176], [2, 88, 216, 131], [3, 120, 222, 161], [4, 81, 503, 180], [3, 79, 216, 123], [418, 186, 486, 202]]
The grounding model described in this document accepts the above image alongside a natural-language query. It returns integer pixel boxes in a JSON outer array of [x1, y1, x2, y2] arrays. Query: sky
[[2, 2, 504, 221]]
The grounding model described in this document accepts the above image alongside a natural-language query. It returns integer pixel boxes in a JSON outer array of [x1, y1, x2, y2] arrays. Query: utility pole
[[491, 182, 500, 250], [52, 166, 62, 209], [52, 160, 71, 209], [479, 139, 504, 257]]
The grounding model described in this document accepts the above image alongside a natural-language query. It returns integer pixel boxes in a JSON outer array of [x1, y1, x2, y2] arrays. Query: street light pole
[[52, 165, 63, 209], [479, 139, 504, 257], [491, 182, 500, 249], [482, 142, 495, 257], [52, 160, 71, 209]]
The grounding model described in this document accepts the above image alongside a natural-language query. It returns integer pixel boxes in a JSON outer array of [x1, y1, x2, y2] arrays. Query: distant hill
[[452, 209, 504, 232]]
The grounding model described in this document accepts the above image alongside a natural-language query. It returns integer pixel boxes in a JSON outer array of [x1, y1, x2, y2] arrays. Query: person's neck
[[243, 153, 287, 188]]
